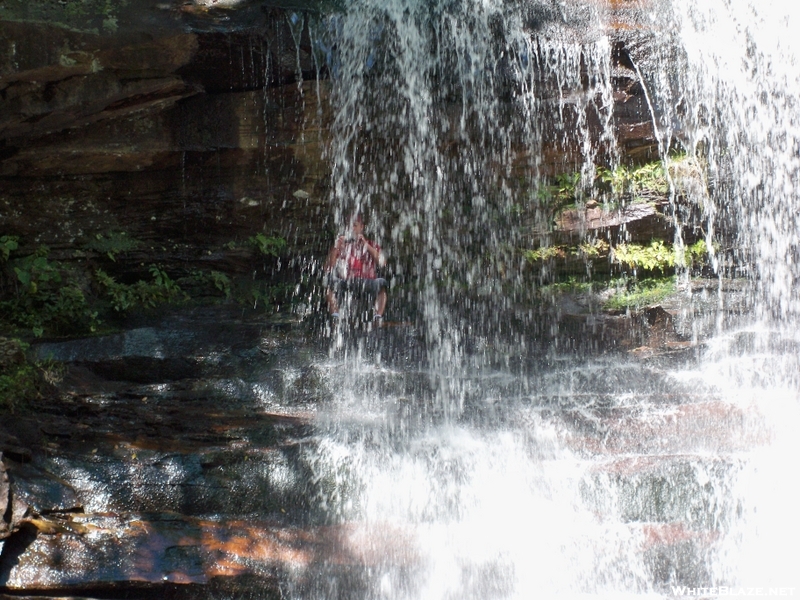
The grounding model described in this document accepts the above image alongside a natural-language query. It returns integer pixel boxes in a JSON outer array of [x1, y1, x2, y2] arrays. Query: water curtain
[[317, 0, 617, 410], [294, 0, 800, 596]]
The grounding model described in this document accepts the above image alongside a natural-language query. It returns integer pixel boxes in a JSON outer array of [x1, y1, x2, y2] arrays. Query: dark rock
[[0, 455, 8, 540], [5, 461, 81, 515], [556, 198, 673, 244], [0, 444, 30, 465]]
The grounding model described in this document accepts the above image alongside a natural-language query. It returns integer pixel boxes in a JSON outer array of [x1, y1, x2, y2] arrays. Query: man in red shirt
[[324, 213, 387, 323]]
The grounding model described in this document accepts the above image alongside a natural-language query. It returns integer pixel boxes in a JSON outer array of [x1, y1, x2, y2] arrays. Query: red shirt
[[339, 238, 380, 279]]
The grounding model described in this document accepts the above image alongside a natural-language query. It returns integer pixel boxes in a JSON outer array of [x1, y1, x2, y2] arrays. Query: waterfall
[[290, 0, 800, 598], [314, 0, 618, 410], [640, 0, 800, 590], [643, 0, 800, 322]]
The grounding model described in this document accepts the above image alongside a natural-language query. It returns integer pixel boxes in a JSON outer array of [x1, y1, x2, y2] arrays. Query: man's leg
[[366, 278, 387, 320], [374, 288, 387, 317], [326, 275, 343, 316], [326, 287, 339, 315]]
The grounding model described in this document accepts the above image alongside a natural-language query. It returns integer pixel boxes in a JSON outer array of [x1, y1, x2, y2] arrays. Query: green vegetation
[[0, 360, 38, 413], [539, 277, 598, 296], [534, 159, 672, 213], [604, 277, 677, 311], [523, 240, 610, 263], [250, 233, 287, 257], [250, 282, 294, 311], [536, 273, 678, 312], [1, 245, 99, 337], [181, 269, 232, 300], [1, 235, 18, 261], [523, 245, 567, 262], [1, 231, 292, 338], [596, 161, 668, 199], [533, 172, 584, 217], [613, 240, 675, 272], [524, 238, 708, 275], [525, 235, 709, 314], [95, 266, 186, 312], [85, 231, 141, 262], [612, 239, 708, 273], [0, 0, 125, 33], [0, 338, 58, 414]]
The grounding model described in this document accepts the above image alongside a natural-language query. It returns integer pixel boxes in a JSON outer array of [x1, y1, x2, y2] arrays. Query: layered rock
[[0, 1, 666, 283]]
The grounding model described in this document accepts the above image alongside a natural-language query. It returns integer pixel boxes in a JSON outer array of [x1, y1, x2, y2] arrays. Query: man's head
[[350, 213, 364, 236]]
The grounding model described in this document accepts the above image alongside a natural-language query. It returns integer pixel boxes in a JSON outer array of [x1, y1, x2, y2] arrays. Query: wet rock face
[[0, 1, 661, 288], [1, 6, 333, 284]]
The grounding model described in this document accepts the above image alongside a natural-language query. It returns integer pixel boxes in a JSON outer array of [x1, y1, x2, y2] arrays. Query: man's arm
[[324, 237, 345, 272], [359, 236, 386, 268]]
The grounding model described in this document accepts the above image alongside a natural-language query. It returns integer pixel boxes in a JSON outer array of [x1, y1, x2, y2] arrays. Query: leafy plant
[[523, 245, 567, 262], [250, 282, 294, 311], [2, 246, 99, 336], [249, 234, 287, 257], [554, 172, 581, 201], [13, 246, 60, 293], [208, 270, 231, 298], [0, 338, 63, 413], [604, 277, 677, 311], [185, 269, 232, 299], [596, 161, 668, 199], [613, 240, 675, 272], [578, 239, 610, 259], [524, 240, 610, 263], [612, 239, 710, 273], [676, 239, 709, 268], [85, 231, 141, 261], [533, 172, 583, 215], [95, 265, 185, 312], [0, 362, 38, 413], [1, 235, 18, 261]]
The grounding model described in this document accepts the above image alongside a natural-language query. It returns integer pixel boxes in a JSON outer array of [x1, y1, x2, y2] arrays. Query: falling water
[[282, 0, 800, 598], [316, 0, 617, 408], [641, 0, 800, 591]]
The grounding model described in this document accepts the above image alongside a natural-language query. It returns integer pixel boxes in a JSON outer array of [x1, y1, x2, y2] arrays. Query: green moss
[[539, 277, 598, 295]]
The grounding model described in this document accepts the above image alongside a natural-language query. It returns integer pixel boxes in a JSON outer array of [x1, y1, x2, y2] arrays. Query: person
[[324, 213, 388, 323]]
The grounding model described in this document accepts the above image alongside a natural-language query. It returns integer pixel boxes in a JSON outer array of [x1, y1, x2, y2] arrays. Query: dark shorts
[[327, 275, 387, 298]]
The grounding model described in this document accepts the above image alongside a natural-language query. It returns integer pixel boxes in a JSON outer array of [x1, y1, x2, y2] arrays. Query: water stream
[[287, 0, 800, 597], [3, 1, 799, 596]]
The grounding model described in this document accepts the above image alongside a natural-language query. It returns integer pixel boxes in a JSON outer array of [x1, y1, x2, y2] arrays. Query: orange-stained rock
[[0, 514, 418, 591]]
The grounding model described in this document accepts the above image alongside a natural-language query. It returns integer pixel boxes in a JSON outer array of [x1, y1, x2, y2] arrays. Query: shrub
[[249, 233, 287, 257], [84, 231, 141, 261]]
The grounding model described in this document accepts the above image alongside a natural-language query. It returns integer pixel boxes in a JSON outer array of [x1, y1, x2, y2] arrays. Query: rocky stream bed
[[0, 278, 768, 599]]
